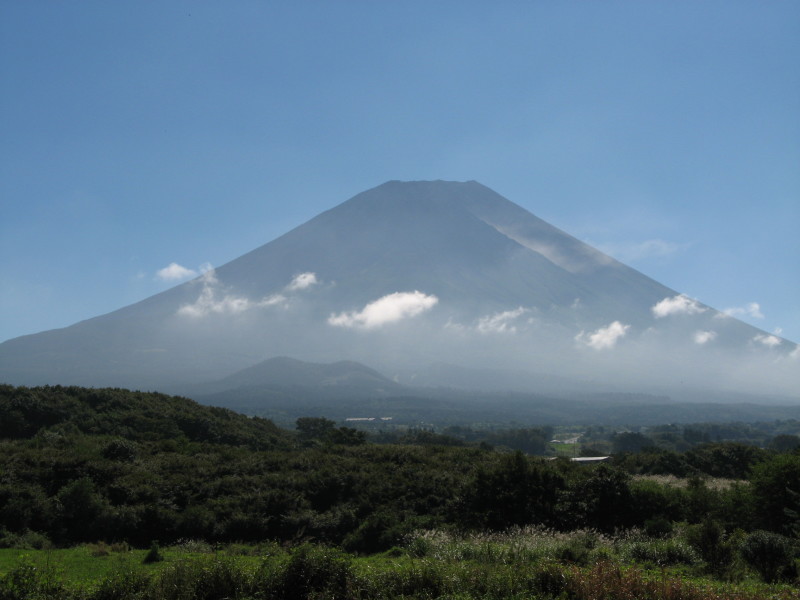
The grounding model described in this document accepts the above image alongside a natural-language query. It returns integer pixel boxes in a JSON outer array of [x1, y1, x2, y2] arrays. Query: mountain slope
[[0, 180, 796, 396]]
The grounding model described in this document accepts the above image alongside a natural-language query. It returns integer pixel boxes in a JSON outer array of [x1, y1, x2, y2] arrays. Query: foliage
[[749, 453, 800, 535], [739, 530, 797, 583], [685, 519, 736, 576], [142, 541, 163, 564], [3, 382, 800, 596], [459, 451, 564, 530]]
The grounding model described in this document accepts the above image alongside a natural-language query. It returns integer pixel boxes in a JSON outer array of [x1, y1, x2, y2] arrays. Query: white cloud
[[693, 330, 717, 345], [476, 307, 528, 334], [259, 294, 287, 307], [178, 286, 251, 317], [177, 268, 288, 317], [328, 291, 438, 329], [753, 334, 781, 348], [156, 262, 197, 281], [576, 321, 630, 350], [287, 272, 318, 291], [723, 302, 765, 320], [652, 294, 707, 318]]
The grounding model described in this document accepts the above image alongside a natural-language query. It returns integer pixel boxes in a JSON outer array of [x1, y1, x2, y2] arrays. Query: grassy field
[[1, 529, 797, 599]]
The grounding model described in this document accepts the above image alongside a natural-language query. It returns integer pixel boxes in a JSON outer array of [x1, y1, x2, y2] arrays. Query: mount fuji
[[1, 180, 797, 399]]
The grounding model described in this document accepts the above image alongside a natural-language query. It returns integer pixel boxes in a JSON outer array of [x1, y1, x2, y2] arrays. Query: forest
[[1, 384, 799, 599]]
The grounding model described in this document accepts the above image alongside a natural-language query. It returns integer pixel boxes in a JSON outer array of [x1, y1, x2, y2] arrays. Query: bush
[[685, 519, 734, 575], [102, 438, 138, 461], [739, 530, 797, 583], [0, 556, 66, 600], [554, 541, 591, 565], [154, 557, 249, 600], [142, 541, 164, 564], [0, 529, 50, 550], [625, 539, 698, 566], [276, 544, 352, 599], [91, 566, 150, 600], [643, 516, 673, 538]]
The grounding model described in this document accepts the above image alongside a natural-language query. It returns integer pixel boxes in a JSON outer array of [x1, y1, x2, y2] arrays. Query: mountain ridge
[[0, 180, 796, 398]]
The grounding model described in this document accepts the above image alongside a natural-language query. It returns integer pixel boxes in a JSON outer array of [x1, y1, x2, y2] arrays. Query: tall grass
[[0, 535, 796, 600]]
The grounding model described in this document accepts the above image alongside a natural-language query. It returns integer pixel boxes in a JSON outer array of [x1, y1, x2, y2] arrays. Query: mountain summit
[[1, 181, 796, 397]]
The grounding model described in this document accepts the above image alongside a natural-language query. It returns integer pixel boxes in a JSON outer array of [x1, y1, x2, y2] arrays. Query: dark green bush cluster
[[739, 530, 797, 583]]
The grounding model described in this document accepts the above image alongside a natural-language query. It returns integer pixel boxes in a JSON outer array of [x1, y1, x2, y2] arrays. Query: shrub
[[91, 566, 150, 600], [102, 438, 138, 461], [276, 544, 352, 599], [625, 538, 698, 566], [643, 516, 673, 538], [142, 541, 164, 564], [0, 556, 66, 600], [554, 541, 591, 566], [0, 529, 50, 550], [685, 519, 734, 575], [739, 530, 797, 583]]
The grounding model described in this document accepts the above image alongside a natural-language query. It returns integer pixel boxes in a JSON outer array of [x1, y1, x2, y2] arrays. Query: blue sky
[[1, 1, 798, 344]]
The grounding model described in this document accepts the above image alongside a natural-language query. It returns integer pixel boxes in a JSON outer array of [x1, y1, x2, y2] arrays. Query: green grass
[[548, 441, 581, 456], [1, 534, 797, 599], [0, 544, 261, 586]]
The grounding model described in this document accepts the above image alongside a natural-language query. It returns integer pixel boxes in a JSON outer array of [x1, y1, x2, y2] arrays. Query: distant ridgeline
[[1, 384, 799, 555]]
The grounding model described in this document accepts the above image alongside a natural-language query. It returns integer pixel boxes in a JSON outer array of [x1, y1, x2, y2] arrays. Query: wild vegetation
[[1, 384, 799, 598]]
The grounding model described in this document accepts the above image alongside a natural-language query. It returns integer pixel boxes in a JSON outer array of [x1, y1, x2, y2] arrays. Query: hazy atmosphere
[[3, 6, 800, 593], [1, 1, 798, 345]]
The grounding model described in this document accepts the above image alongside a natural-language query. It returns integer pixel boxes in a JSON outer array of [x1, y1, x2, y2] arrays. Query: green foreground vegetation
[[2, 384, 800, 598], [1, 532, 799, 599]]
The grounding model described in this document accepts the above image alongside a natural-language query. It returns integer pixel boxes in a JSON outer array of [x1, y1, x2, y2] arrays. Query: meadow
[[2, 528, 799, 599]]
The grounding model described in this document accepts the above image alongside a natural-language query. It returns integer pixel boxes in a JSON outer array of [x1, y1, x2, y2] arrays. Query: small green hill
[[0, 384, 289, 450]]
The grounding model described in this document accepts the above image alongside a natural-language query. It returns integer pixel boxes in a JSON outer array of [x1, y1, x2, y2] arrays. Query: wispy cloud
[[156, 262, 197, 281], [753, 333, 781, 348], [476, 307, 528, 334], [652, 294, 707, 318], [177, 269, 288, 317], [576, 321, 630, 350], [723, 302, 765, 320], [156, 261, 213, 282], [287, 272, 318, 291], [693, 330, 717, 345], [328, 291, 438, 329], [596, 239, 687, 263]]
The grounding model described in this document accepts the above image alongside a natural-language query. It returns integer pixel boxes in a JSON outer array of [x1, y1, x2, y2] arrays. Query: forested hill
[[0, 384, 290, 450]]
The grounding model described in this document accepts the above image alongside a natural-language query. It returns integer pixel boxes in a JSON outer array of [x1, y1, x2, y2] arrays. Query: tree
[[296, 417, 336, 443], [749, 453, 800, 534], [563, 465, 633, 532], [769, 435, 800, 453], [461, 452, 563, 529]]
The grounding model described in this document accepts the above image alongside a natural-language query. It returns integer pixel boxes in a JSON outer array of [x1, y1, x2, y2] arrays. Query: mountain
[[186, 356, 404, 397], [0, 180, 797, 398]]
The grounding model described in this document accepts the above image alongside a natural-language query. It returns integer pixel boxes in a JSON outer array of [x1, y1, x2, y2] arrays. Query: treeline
[[1, 385, 799, 559], [583, 421, 800, 455]]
